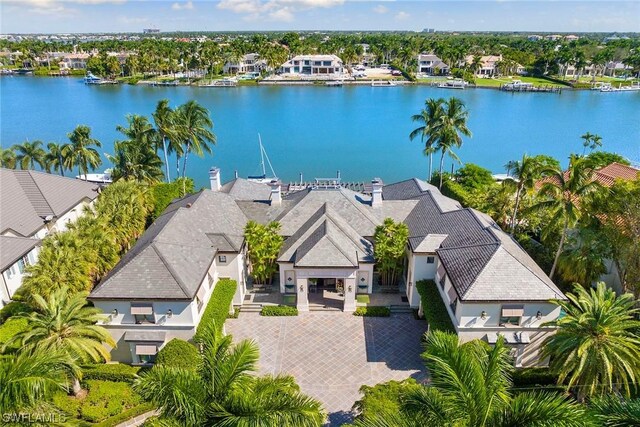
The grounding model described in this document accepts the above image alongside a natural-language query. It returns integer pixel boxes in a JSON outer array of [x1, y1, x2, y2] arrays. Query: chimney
[[209, 167, 221, 191], [371, 177, 383, 207], [270, 179, 282, 206]]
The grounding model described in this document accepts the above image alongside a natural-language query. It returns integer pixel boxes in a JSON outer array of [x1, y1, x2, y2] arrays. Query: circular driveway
[[225, 312, 428, 425]]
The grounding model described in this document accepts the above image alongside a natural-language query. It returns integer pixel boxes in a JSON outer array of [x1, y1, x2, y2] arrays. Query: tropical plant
[[374, 218, 409, 287], [580, 132, 602, 155], [354, 331, 589, 427], [244, 220, 284, 285], [0, 348, 76, 414], [503, 154, 547, 233], [65, 125, 102, 177], [108, 114, 164, 183], [542, 282, 640, 400], [409, 97, 444, 179], [556, 226, 607, 286], [590, 396, 640, 427], [0, 146, 17, 169], [152, 99, 177, 181], [530, 155, 601, 279], [12, 140, 46, 170], [134, 322, 324, 426], [5, 286, 115, 364], [174, 100, 216, 179], [44, 142, 68, 175]]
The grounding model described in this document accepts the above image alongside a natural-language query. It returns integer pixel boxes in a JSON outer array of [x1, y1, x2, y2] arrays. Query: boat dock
[[500, 83, 562, 94], [284, 180, 373, 194]]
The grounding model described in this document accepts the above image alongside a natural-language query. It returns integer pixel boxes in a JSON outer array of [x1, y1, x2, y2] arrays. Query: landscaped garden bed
[[196, 278, 237, 338], [260, 305, 298, 316], [353, 306, 390, 317], [415, 280, 456, 333]]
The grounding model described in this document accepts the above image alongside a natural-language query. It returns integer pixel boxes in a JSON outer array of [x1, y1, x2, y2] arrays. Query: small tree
[[244, 221, 283, 285], [374, 218, 409, 287]]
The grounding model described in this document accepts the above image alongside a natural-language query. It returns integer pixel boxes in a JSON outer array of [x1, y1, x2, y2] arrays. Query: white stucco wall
[[0, 246, 39, 307], [406, 251, 439, 308]]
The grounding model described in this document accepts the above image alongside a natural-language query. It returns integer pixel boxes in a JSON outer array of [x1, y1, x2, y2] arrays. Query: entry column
[[343, 277, 356, 312], [296, 278, 309, 312]]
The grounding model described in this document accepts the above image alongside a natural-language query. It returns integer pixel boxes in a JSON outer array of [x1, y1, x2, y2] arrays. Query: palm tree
[[503, 154, 544, 233], [580, 132, 603, 155], [431, 97, 472, 189], [590, 396, 640, 427], [0, 348, 76, 414], [0, 146, 17, 169], [6, 286, 115, 364], [174, 100, 216, 179], [108, 114, 164, 183], [152, 99, 176, 181], [409, 98, 444, 179], [12, 140, 46, 170], [44, 142, 68, 176], [531, 155, 602, 278], [134, 322, 324, 426], [65, 125, 102, 178], [354, 331, 589, 427], [542, 282, 640, 400]]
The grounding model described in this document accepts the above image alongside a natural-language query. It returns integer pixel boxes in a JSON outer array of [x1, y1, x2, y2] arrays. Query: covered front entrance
[[307, 278, 345, 310]]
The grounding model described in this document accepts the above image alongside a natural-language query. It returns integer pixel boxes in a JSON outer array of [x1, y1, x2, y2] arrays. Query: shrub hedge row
[[82, 363, 142, 383], [353, 306, 391, 317], [512, 367, 559, 387], [155, 338, 200, 370], [195, 278, 237, 338], [260, 305, 299, 316], [93, 402, 155, 427], [415, 280, 456, 333]]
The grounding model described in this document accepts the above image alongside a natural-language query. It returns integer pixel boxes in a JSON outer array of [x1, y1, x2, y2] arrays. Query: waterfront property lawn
[[474, 76, 568, 88]]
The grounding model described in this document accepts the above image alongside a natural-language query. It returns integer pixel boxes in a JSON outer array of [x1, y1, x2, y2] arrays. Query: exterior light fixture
[[111, 309, 118, 316], [536, 311, 542, 320], [481, 311, 487, 320], [360, 277, 365, 282], [348, 285, 352, 293], [299, 285, 304, 292], [167, 309, 173, 318], [287, 277, 292, 282]]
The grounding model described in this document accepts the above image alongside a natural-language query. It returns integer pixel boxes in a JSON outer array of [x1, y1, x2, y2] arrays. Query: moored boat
[[371, 80, 397, 87]]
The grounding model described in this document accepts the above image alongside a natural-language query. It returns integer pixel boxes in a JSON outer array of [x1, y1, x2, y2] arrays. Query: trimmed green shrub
[[415, 280, 456, 333], [353, 379, 420, 420], [93, 402, 155, 427], [0, 301, 31, 323], [0, 317, 28, 348], [261, 305, 298, 316], [353, 306, 390, 317], [195, 278, 237, 338], [150, 178, 195, 221], [227, 307, 240, 319], [155, 339, 200, 370], [82, 363, 141, 383], [356, 295, 370, 304], [512, 367, 559, 387]]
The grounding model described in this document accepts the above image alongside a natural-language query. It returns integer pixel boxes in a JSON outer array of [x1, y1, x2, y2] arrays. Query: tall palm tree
[[0, 146, 17, 169], [0, 348, 76, 414], [580, 132, 602, 155], [108, 114, 164, 183], [530, 155, 601, 279], [134, 322, 324, 426], [6, 286, 115, 364], [542, 283, 640, 400], [152, 99, 176, 182], [354, 331, 589, 427], [44, 142, 68, 176], [409, 97, 444, 179], [503, 154, 544, 233], [12, 140, 46, 170], [65, 125, 102, 178], [174, 100, 216, 179]]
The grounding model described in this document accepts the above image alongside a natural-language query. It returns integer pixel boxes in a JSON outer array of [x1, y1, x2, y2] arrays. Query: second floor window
[[500, 305, 524, 326], [131, 304, 155, 324]]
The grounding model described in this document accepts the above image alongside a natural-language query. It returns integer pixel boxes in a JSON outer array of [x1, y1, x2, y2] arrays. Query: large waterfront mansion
[[89, 168, 565, 367]]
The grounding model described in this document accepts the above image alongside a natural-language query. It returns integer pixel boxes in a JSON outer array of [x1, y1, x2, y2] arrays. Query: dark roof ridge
[[151, 243, 191, 299]]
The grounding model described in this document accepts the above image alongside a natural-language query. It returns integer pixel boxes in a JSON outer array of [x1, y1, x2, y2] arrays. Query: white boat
[[326, 80, 344, 87], [76, 170, 112, 184], [84, 72, 103, 84], [502, 80, 534, 90], [619, 82, 640, 92], [437, 79, 466, 89], [202, 78, 237, 87], [247, 134, 278, 184], [371, 80, 397, 87]]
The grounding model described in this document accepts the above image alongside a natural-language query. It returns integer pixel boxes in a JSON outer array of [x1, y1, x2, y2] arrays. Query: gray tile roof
[[221, 178, 272, 201], [0, 169, 99, 236], [0, 236, 40, 272]]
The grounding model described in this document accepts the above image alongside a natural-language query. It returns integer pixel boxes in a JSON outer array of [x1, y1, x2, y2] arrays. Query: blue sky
[[1, 1, 638, 34]]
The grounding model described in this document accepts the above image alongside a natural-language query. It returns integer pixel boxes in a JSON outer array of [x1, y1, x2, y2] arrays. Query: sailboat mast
[[258, 133, 266, 177]]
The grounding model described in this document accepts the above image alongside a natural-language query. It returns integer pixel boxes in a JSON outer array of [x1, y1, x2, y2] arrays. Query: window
[[17, 258, 26, 274], [439, 275, 446, 289], [131, 304, 155, 324], [207, 273, 214, 288], [196, 296, 204, 312], [6, 265, 17, 280], [500, 305, 524, 326], [218, 255, 227, 263], [138, 354, 156, 364], [426, 256, 435, 264], [27, 251, 36, 265]]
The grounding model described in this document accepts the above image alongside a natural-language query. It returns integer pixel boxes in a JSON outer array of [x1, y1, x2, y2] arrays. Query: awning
[[135, 344, 158, 355], [501, 305, 524, 317], [124, 330, 166, 342], [131, 305, 153, 315], [486, 332, 530, 344]]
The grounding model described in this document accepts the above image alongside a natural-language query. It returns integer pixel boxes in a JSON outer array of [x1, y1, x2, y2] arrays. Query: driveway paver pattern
[[225, 312, 428, 425]]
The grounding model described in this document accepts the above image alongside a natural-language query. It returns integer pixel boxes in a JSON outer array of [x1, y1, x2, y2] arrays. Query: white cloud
[[373, 5, 388, 14], [217, 0, 344, 22], [171, 0, 194, 11], [395, 11, 409, 21]]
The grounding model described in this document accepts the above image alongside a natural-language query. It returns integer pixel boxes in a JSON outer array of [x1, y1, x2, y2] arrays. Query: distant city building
[[143, 28, 160, 34], [422, 28, 436, 33]]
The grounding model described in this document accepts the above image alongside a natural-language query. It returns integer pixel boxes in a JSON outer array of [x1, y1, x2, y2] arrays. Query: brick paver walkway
[[226, 312, 428, 425]]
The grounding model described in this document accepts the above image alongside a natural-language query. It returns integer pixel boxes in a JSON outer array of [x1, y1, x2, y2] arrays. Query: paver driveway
[[225, 312, 428, 425]]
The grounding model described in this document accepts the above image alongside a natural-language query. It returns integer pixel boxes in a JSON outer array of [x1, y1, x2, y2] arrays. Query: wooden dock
[[283, 181, 373, 195]]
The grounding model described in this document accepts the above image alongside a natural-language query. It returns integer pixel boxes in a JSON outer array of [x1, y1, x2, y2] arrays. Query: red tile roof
[[594, 162, 640, 186]]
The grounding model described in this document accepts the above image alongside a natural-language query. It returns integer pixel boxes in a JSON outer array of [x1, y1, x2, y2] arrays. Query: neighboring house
[[466, 55, 503, 76], [603, 61, 633, 77], [59, 53, 90, 70], [223, 53, 266, 75], [280, 55, 344, 76], [90, 168, 565, 367], [417, 53, 449, 75], [564, 63, 597, 78], [0, 169, 100, 307], [565, 35, 580, 42]]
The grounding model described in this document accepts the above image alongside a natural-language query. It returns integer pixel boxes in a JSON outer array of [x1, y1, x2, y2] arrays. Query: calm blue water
[[2, 77, 639, 188]]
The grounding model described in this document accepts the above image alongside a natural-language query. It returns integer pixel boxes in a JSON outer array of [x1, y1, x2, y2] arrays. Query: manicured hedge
[[0, 301, 30, 323], [261, 305, 299, 316], [512, 367, 559, 387], [415, 280, 456, 333], [155, 339, 200, 370], [0, 317, 28, 349], [353, 306, 391, 317], [82, 363, 141, 383], [195, 278, 237, 338], [93, 402, 155, 427]]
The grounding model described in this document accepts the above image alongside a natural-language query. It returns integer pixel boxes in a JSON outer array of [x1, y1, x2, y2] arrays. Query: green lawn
[[474, 76, 567, 88]]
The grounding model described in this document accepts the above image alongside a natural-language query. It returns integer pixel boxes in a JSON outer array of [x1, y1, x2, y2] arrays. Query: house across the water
[[89, 168, 566, 367]]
